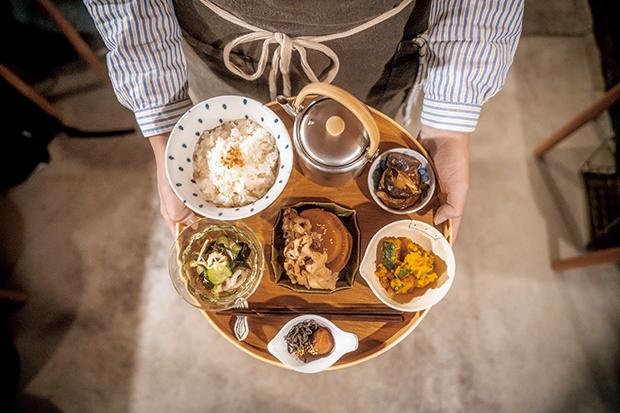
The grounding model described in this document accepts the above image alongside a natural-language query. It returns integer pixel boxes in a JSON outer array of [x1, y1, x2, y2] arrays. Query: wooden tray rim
[[196, 105, 453, 370]]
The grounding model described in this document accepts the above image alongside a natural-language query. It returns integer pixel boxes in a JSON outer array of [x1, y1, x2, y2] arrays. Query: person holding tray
[[84, 0, 524, 238]]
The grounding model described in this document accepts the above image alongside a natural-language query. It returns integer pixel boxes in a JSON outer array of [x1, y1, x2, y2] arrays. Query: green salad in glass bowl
[[169, 219, 264, 311]]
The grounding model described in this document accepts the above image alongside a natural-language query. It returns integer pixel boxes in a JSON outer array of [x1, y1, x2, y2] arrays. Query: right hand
[[149, 133, 196, 234], [419, 126, 470, 242]]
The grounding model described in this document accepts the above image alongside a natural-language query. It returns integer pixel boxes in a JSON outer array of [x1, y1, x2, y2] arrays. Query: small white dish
[[267, 315, 358, 373], [165, 95, 294, 220], [359, 220, 455, 312], [367, 147, 436, 215]]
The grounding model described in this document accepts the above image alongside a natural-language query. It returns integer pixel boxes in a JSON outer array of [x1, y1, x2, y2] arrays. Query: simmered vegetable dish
[[375, 153, 428, 210], [187, 234, 253, 296], [375, 237, 439, 296]]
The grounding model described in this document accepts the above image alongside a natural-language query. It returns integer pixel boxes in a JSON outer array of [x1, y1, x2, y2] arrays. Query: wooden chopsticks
[[220, 305, 405, 322]]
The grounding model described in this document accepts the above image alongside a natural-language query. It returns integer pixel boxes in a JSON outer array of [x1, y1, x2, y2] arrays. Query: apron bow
[[222, 31, 340, 99], [200, 0, 414, 99]]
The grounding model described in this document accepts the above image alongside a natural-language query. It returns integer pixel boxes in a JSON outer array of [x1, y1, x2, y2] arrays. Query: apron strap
[[199, 0, 414, 99]]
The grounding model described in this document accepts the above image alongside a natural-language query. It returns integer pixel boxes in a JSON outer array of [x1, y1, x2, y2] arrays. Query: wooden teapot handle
[[294, 82, 380, 159]]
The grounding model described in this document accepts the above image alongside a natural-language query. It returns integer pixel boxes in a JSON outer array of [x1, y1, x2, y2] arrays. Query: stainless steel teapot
[[277, 83, 380, 187]]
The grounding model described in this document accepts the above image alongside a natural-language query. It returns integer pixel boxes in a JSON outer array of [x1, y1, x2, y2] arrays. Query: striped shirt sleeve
[[422, 0, 524, 132], [83, 0, 191, 137]]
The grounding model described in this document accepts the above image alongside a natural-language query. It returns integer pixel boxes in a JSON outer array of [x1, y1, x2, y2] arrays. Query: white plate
[[359, 220, 455, 312], [165, 95, 294, 220], [267, 315, 358, 374]]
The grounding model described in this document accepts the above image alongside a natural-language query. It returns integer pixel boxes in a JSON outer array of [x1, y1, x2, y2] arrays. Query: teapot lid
[[298, 98, 369, 167]]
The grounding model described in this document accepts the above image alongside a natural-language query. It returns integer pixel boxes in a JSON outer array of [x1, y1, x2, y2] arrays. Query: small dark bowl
[[271, 201, 360, 294]]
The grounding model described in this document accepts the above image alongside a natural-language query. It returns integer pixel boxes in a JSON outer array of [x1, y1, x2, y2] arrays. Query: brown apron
[[173, 0, 430, 116]]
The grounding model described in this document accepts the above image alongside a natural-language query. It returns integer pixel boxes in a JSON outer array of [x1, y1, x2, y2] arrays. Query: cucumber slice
[[230, 242, 242, 258], [215, 235, 243, 259], [207, 262, 232, 285], [216, 236, 234, 248]]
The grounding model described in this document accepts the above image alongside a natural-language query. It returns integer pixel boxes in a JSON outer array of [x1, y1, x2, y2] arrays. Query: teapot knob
[[325, 115, 346, 136]]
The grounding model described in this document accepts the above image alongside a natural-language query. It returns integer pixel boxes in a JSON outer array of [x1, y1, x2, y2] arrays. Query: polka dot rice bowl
[[165, 96, 293, 220]]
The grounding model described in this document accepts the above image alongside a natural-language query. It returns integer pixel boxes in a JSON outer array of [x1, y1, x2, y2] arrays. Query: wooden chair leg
[[37, 0, 109, 85], [551, 246, 620, 272], [0, 64, 64, 122], [0, 289, 28, 306], [2, 65, 135, 137], [533, 83, 620, 158]]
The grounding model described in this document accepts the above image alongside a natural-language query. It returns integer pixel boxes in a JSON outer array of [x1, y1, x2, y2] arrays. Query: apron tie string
[[222, 30, 341, 99], [200, 0, 413, 99]]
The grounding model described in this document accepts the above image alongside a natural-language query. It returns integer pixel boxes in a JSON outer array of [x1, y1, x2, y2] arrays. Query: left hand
[[419, 126, 470, 241], [149, 133, 197, 234]]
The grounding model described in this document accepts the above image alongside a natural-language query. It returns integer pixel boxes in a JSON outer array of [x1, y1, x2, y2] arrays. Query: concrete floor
[[3, 3, 620, 413]]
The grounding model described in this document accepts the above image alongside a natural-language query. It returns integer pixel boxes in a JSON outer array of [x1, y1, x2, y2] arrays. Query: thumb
[[166, 217, 176, 235], [434, 203, 461, 225], [435, 204, 463, 242]]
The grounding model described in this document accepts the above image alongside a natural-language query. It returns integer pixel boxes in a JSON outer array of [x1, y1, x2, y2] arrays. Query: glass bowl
[[168, 218, 265, 311]]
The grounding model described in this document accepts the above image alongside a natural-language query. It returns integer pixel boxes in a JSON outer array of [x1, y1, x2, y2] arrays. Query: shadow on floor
[[12, 394, 64, 413], [514, 46, 620, 411], [530, 156, 585, 258], [4, 131, 156, 411], [550, 269, 620, 411]]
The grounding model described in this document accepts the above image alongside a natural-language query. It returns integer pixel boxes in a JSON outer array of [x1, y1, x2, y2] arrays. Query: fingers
[[434, 175, 468, 242], [167, 206, 194, 225], [450, 216, 461, 241], [434, 157, 468, 222], [439, 180, 469, 219], [151, 134, 196, 234], [162, 209, 194, 235], [161, 203, 194, 234], [157, 172, 194, 227], [158, 186, 192, 235], [421, 135, 469, 243], [434, 203, 459, 225], [434, 204, 462, 241], [166, 217, 176, 235]]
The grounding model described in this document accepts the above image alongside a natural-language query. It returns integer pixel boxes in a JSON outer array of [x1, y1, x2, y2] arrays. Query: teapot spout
[[276, 95, 298, 119]]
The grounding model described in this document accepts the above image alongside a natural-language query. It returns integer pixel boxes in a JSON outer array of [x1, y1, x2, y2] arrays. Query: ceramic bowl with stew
[[367, 147, 436, 215]]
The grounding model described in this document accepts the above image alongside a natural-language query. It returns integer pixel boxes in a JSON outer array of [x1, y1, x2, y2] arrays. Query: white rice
[[193, 119, 279, 207]]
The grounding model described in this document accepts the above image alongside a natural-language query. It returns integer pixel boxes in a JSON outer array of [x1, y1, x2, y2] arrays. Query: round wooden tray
[[182, 102, 452, 370]]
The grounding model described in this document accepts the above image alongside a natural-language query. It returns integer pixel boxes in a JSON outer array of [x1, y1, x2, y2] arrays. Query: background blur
[[1, 1, 619, 412]]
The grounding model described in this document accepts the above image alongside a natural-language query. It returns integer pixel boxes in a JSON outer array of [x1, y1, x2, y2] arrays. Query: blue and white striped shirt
[[84, 0, 523, 136]]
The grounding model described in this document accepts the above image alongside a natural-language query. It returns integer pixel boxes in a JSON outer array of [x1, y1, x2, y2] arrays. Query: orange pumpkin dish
[[375, 237, 445, 299]]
